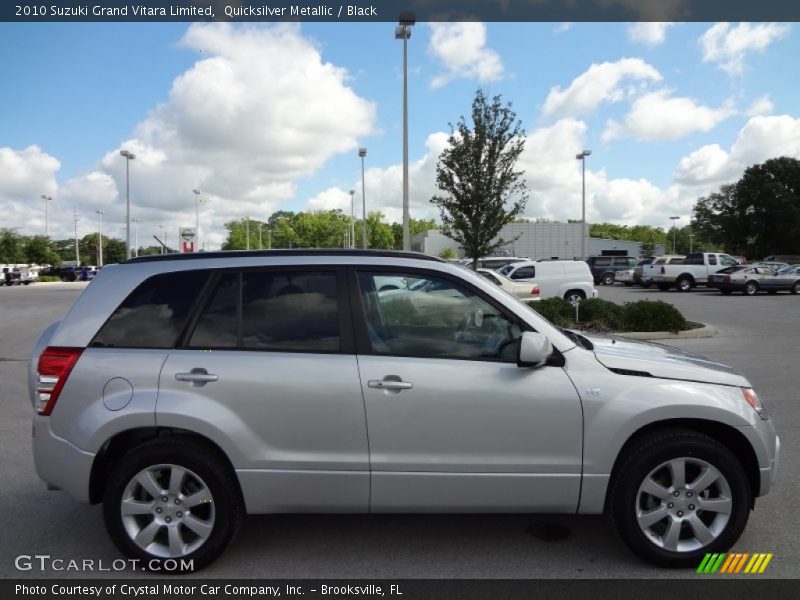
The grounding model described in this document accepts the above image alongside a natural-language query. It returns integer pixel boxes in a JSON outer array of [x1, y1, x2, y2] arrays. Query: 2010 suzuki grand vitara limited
[[29, 250, 779, 571]]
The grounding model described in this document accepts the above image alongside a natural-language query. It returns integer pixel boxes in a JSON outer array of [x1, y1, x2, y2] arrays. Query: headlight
[[742, 388, 768, 420]]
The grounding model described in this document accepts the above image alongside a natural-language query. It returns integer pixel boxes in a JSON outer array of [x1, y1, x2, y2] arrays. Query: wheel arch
[[605, 418, 761, 511], [89, 427, 241, 505]]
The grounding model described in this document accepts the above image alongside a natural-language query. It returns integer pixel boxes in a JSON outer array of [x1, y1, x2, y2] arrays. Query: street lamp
[[349, 189, 356, 249], [132, 218, 140, 256], [119, 149, 136, 259], [95, 210, 104, 267], [575, 150, 591, 259], [41, 195, 53, 237], [670, 216, 680, 253], [396, 13, 414, 251], [359, 148, 367, 248], [192, 189, 202, 252]]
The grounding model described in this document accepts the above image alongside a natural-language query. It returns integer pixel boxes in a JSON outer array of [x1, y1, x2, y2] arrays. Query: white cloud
[[746, 94, 774, 118], [626, 23, 675, 46], [0, 146, 61, 237], [307, 187, 354, 213], [541, 58, 662, 119], [3, 24, 377, 247], [699, 22, 789, 76], [603, 90, 735, 141], [428, 23, 504, 89]]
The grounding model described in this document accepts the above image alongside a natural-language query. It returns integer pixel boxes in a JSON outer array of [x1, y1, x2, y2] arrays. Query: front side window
[[510, 266, 536, 280], [719, 255, 737, 266], [188, 270, 340, 352], [356, 271, 522, 361], [92, 270, 210, 348], [708, 255, 718, 265]]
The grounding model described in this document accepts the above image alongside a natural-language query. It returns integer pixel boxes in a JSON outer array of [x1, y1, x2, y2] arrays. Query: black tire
[[657, 283, 671, 291], [103, 438, 244, 572], [608, 429, 751, 568], [564, 290, 586, 306], [601, 272, 615, 286], [676, 276, 693, 293], [791, 281, 800, 295], [743, 281, 758, 296]]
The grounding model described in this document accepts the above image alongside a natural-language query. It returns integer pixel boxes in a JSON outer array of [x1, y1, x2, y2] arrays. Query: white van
[[498, 260, 598, 305]]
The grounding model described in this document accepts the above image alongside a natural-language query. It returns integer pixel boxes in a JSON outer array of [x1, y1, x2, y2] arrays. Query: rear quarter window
[[91, 270, 209, 348]]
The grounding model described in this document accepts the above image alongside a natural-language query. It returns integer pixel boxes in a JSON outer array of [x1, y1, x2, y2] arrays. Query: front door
[[350, 268, 583, 513]]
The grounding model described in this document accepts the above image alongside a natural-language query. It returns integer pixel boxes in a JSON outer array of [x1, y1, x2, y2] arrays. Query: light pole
[[72, 206, 80, 264], [193, 189, 202, 252], [575, 150, 591, 259], [245, 217, 250, 250], [349, 189, 356, 249], [670, 216, 680, 253], [95, 210, 104, 267], [41, 195, 53, 237], [359, 147, 367, 248], [258, 223, 264, 250], [132, 218, 139, 256], [396, 14, 414, 251], [119, 150, 136, 259]]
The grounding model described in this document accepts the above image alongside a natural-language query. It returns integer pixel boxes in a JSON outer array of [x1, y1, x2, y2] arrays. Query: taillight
[[36, 347, 83, 416], [531, 286, 540, 296]]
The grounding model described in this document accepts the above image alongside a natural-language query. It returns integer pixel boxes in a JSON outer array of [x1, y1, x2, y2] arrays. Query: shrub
[[528, 297, 574, 328], [36, 275, 61, 282], [622, 300, 689, 333], [575, 298, 624, 331]]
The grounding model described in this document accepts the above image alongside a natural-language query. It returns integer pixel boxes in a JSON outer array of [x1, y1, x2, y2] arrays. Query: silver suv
[[29, 250, 779, 570]]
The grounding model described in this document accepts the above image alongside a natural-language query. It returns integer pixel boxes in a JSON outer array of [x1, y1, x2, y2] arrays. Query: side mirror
[[517, 331, 553, 368]]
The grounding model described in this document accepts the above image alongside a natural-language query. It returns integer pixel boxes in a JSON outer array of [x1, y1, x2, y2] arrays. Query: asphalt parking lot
[[0, 281, 797, 579]]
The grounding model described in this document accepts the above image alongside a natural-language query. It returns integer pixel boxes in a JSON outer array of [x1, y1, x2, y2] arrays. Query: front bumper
[[32, 415, 94, 503]]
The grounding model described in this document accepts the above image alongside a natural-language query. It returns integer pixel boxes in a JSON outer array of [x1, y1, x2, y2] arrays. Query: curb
[[614, 322, 716, 341]]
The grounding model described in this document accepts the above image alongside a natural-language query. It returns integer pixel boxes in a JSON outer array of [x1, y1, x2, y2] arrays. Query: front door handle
[[368, 378, 413, 391], [175, 368, 218, 387]]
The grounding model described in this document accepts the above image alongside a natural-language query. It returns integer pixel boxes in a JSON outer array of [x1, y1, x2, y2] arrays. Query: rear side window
[[91, 270, 209, 348], [593, 257, 612, 267], [188, 270, 341, 352], [685, 253, 704, 265]]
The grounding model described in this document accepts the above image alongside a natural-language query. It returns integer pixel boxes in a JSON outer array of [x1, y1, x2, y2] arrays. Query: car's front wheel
[[743, 281, 759, 296], [103, 438, 243, 572], [608, 429, 750, 567], [601, 272, 615, 286]]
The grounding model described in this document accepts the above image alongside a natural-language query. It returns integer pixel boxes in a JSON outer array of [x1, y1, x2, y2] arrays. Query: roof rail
[[124, 248, 444, 264]]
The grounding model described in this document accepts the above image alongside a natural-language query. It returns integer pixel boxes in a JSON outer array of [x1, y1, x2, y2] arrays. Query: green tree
[[431, 89, 528, 268], [639, 242, 656, 258], [0, 228, 25, 263], [439, 247, 458, 260], [390, 218, 436, 250], [693, 157, 800, 258], [356, 212, 395, 249], [24, 235, 61, 265]]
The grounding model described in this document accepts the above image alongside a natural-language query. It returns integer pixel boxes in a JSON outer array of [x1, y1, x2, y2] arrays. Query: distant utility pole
[[95, 210, 104, 267], [349, 190, 356, 248], [670, 216, 680, 253], [359, 147, 367, 248], [73, 206, 80, 263], [41, 195, 53, 237], [132, 218, 140, 257]]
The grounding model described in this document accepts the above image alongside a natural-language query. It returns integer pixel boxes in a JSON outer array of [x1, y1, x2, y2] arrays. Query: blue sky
[[1, 21, 798, 247]]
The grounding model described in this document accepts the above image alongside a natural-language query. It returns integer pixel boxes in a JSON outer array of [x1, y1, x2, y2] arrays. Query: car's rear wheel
[[602, 272, 615, 286], [564, 290, 586, 307], [608, 429, 750, 567], [676, 277, 693, 293], [743, 281, 758, 296], [791, 281, 800, 295], [103, 438, 243, 572]]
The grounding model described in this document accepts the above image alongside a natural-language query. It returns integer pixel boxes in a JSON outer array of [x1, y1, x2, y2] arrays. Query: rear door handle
[[368, 379, 413, 391], [175, 368, 218, 386]]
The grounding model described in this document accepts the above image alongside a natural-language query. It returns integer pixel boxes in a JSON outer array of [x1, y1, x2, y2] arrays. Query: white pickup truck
[[651, 252, 739, 292]]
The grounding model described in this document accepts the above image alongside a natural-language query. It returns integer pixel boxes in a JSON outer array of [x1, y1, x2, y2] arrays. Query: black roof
[[125, 249, 443, 264]]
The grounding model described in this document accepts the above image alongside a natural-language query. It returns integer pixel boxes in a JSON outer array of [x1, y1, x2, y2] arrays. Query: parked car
[[19, 265, 39, 285], [2, 265, 21, 285], [615, 268, 635, 286], [640, 256, 686, 288], [462, 256, 529, 270], [29, 249, 779, 571], [585, 255, 639, 285], [776, 264, 800, 276], [632, 257, 656, 286], [762, 254, 800, 264], [709, 265, 800, 295], [749, 261, 788, 272], [477, 268, 540, 301], [497, 260, 598, 305], [651, 252, 738, 292]]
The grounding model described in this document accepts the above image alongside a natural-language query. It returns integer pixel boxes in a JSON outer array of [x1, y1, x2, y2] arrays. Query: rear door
[[350, 267, 583, 513], [156, 267, 370, 513]]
